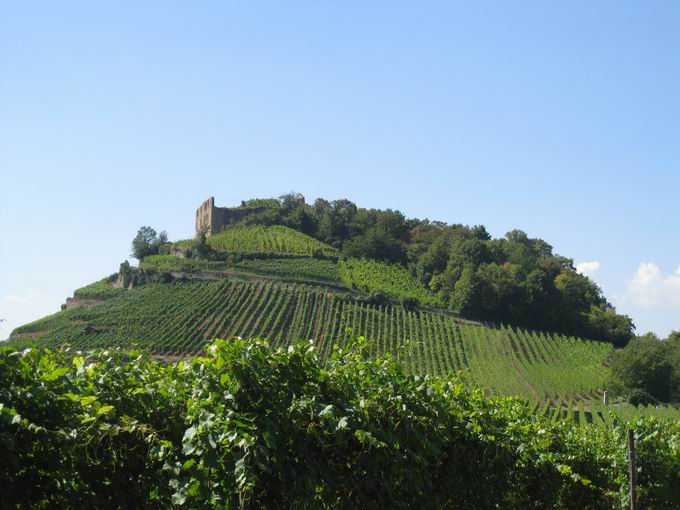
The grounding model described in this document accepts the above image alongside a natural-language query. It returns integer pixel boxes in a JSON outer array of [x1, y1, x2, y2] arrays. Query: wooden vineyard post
[[627, 429, 637, 510]]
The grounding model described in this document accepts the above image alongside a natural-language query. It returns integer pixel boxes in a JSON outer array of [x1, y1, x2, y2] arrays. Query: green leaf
[[319, 404, 334, 418], [97, 405, 115, 416], [42, 367, 69, 381], [183, 426, 197, 442], [171, 491, 187, 505], [81, 416, 96, 424], [336, 417, 348, 430], [182, 459, 196, 471], [80, 396, 97, 407]]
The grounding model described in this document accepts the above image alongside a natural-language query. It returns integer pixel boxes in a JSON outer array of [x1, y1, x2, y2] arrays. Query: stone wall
[[195, 197, 268, 236]]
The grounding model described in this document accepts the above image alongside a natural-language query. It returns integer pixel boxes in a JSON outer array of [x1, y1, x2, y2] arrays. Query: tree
[[586, 306, 635, 348], [609, 337, 675, 403], [194, 228, 209, 259], [450, 265, 481, 316], [131, 226, 168, 260], [667, 330, 680, 345]]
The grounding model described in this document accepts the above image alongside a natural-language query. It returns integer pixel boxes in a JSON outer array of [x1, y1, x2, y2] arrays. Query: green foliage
[[131, 226, 169, 261], [339, 257, 442, 307], [73, 276, 123, 300], [609, 336, 680, 403], [232, 258, 340, 282], [207, 225, 337, 256], [194, 228, 210, 259], [2, 341, 680, 508], [12, 273, 673, 425], [140, 255, 342, 283], [10, 280, 622, 409]]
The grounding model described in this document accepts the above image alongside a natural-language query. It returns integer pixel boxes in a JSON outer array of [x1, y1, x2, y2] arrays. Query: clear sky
[[1, 1, 679, 339]]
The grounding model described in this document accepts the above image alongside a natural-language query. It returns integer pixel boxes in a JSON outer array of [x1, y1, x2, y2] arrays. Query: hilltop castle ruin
[[195, 197, 266, 236], [196, 194, 305, 236]]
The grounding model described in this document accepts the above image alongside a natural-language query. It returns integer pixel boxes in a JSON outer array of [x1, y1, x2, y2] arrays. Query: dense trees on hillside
[[228, 193, 635, 345]]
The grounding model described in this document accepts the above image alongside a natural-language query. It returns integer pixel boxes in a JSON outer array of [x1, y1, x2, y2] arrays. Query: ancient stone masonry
[[195, 197, 220, 236], [195, 197, 268, 236]]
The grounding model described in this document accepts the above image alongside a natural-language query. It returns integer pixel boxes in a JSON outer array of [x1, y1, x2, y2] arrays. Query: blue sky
[[1, 1, 679, 339]]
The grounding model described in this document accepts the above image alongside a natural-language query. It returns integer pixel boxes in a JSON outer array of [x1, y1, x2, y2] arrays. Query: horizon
[[2, 1, 679, 339]]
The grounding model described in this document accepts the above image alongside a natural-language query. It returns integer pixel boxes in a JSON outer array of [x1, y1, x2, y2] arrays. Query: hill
[[8, 194, 677, 426], [11, 276, 680, 425]]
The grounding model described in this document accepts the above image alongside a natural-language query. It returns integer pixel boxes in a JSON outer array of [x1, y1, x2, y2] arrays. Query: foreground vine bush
[[1, 340, 679, 509]]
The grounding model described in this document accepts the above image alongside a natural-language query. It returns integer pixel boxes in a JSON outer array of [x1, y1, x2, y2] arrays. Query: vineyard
[[338, 257, 442, 306], [3, 339, 680, 509], [140, 252, 443, 305], [205, 224, 338, 255], [72, 277, 125, 300], [11, 279, 680, 425], [140, 254, 342, 283]]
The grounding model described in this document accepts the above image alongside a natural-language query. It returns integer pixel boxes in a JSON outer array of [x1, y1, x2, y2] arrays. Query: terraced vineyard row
[[13, 279, 680, 424], [140, 255, 342, 283]]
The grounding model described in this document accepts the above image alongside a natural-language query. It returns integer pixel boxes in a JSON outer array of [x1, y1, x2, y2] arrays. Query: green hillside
[[11, 277, 680, 425], [8, 196, 680, 430], [139, 251, 443, 305]]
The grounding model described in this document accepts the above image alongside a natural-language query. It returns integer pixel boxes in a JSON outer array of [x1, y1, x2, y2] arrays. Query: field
[[12, 279, 680, 425]]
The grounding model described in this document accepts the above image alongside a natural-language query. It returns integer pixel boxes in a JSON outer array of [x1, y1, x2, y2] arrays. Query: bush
[[3, 340, 680, 508], [627, 388, 656, 406], [401, 296, 419, 311]]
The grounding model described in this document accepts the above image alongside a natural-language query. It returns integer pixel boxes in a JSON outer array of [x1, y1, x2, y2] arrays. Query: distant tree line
[[224, 192, 635, 347]]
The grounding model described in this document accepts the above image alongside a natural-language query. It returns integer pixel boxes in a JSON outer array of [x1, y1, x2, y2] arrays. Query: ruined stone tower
[[195, 197, 268, 236], [195, 197, 228, 236]]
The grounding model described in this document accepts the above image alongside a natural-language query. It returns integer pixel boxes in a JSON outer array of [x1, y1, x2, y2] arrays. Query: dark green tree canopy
[[609, 333, 680, 404], [131, 226, 168, 261]]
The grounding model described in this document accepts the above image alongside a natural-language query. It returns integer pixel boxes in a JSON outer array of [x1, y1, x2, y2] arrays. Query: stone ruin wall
[[195, 197, 267, 236], [196, 197, 223, 236]]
